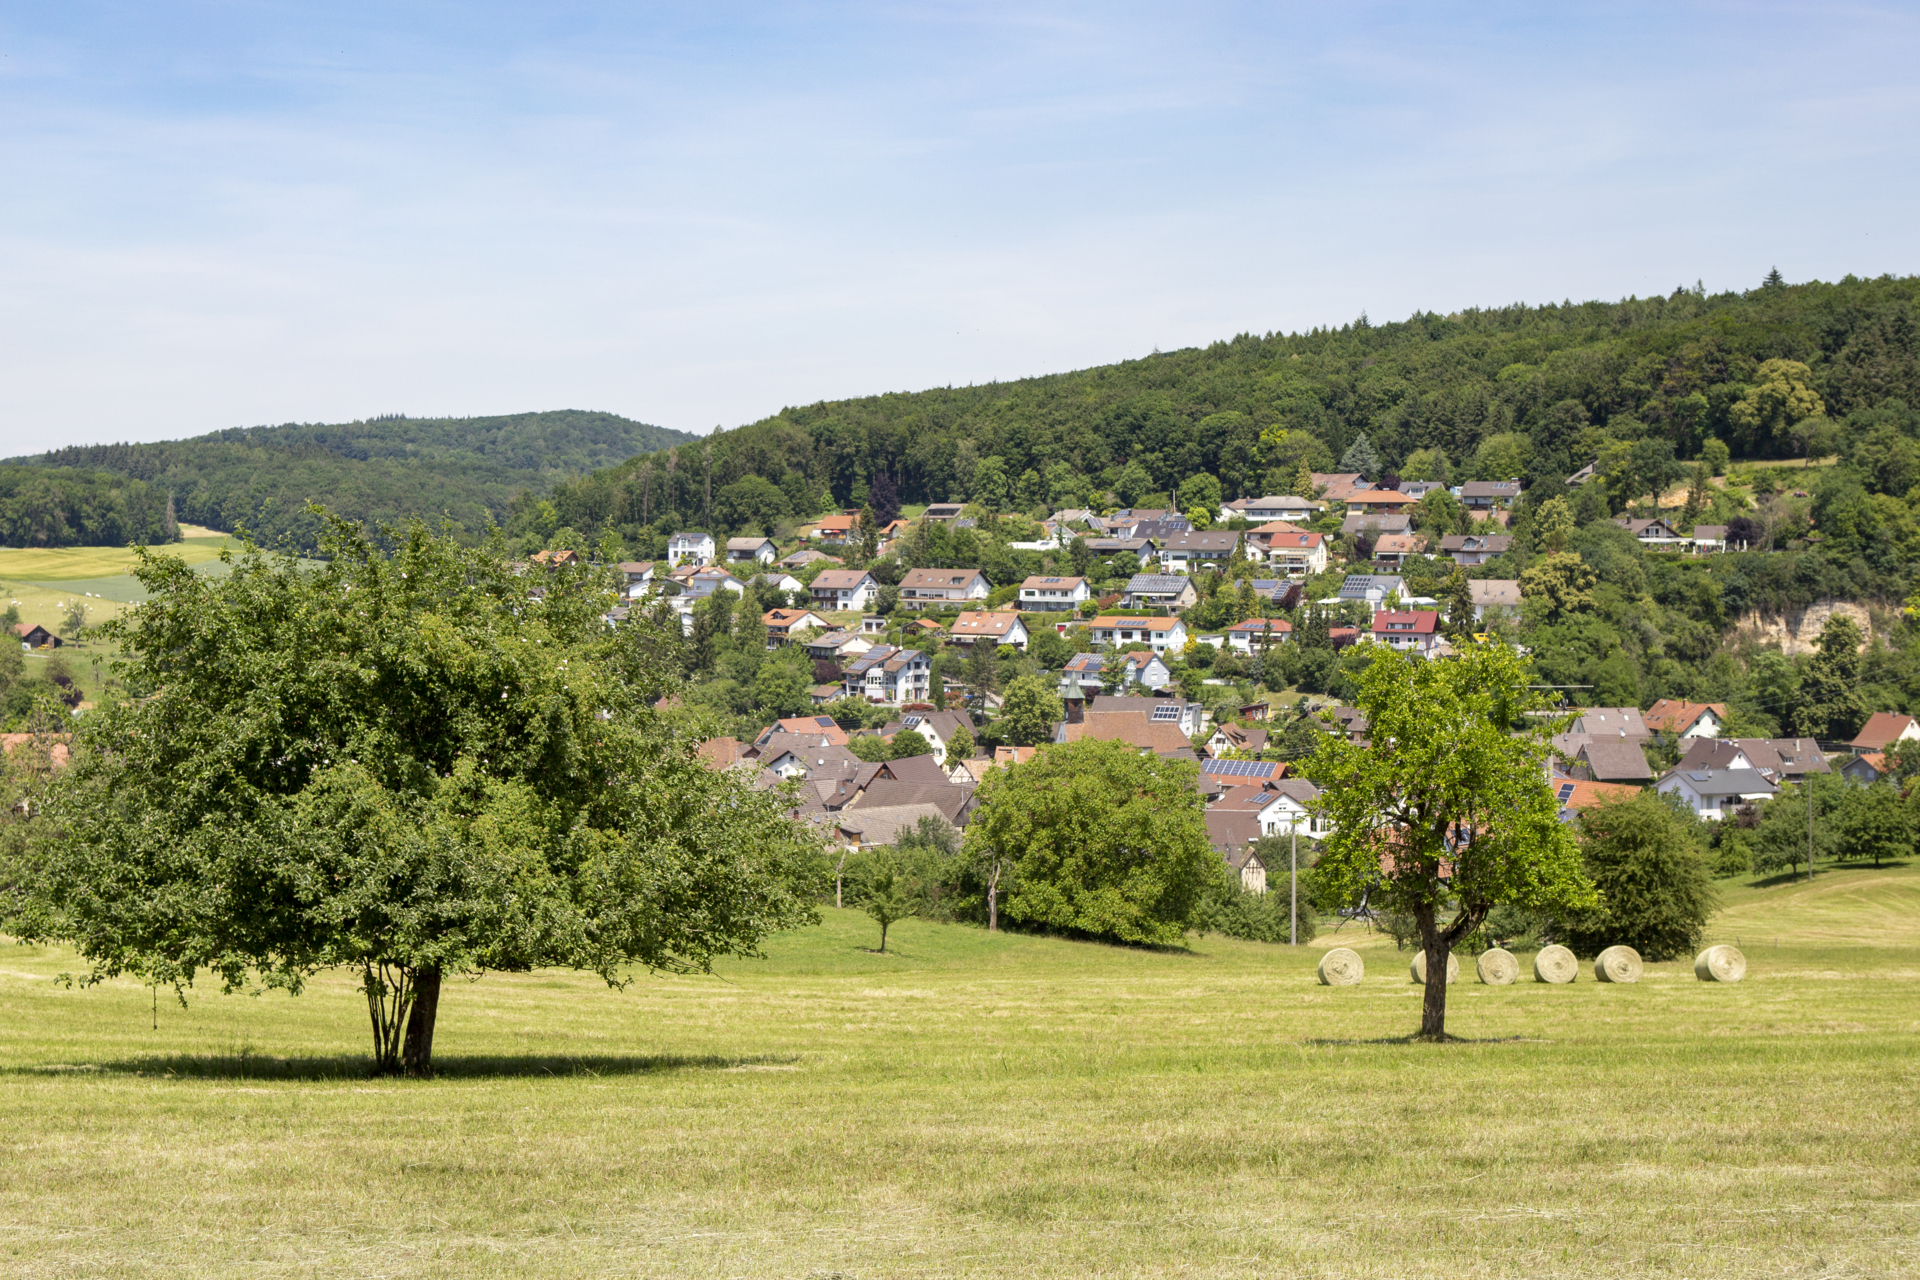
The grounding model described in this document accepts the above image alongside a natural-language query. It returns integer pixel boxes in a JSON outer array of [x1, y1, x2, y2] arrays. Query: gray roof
[[831, 803, 955, 846], [1581, 741, 1654, 782], [1162, 530, 1240, 552], [1338, 574, 1403, 599], [1469, 579, 1522, 606], [1340, 513, 1413, 536], [1666, 768, 1779, 797], [1125, 574, 1192, 596]]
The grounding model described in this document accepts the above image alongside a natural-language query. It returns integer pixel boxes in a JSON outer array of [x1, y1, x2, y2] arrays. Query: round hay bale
[[1594, 945, 1643, 984], [1533, 944, 1578, 984], [1476, 948, 1520, 985], [1409, 951, 1459, 985], [1318, 947, 1365, 986], [1694, 944, 1747, 983]]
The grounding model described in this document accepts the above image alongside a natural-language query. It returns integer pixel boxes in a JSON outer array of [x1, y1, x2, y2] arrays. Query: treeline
[[527, 272, 1920, 551], [0, 466, 178, 548], [12, 411, 695, 550]]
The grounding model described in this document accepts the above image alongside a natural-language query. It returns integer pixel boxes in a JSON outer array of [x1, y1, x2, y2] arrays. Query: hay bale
[[1409, 951, 1459, 985], [1694, 944, 1747, 983], [1318, 947, 1365, 986], [1476, 948, 1520, 985], [1594, 945, 1643, 984], [1533, 944, 1578, 984]]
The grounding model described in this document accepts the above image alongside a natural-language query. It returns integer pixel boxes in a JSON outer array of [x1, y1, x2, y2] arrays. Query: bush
[[1559, 790, 1718, 961], [1190, 856, 1318, 945]]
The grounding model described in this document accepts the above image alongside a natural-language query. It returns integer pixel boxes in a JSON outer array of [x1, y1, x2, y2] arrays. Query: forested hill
[[529, 273, 1920, 549], [9, 410, 695, 549]]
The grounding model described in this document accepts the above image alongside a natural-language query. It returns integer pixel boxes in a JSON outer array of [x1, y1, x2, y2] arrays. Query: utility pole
[[1290, 826, 1298, 946], [1807, 772, 1814, 884]]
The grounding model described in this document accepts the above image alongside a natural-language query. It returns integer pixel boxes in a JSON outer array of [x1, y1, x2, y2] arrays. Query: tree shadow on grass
[[1302, 1034, 1547, 1048], [7, 1051, 803, 1082]]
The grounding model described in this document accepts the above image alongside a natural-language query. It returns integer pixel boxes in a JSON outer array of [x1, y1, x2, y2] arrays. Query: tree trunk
[[987, 861, 1001, 932], [401, 965, 442, 1077], [835, 851, 849, 910], [1415, 904, 1448, 1040], [878, 921, 888, 953]]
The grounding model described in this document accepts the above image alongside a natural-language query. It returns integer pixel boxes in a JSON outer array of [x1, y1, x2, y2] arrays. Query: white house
[[1469, 579, 1522, 620], [1644, 699, 1728, 740], [1158, 530, 1240, 574], [668, 531, 716, 566], [803, 630, 875, 662], [682, 568, 746, 599], [749, 571, 806, 594], [1060, 651, 1173, 699], [1211, 779, 1328, 839], [1223, 617, 1293, 653], [1019, 575, 1090, 611], [1086, 615, 1187, 654], [1370, 610, 1443, 657], [1656, 768, 1778, 820], [949, 611, 1030, 650], [842, 644, 934, 704], [1252, 527, 1329, 576], [725, 536, 779, 564], [1220, 495, 1325, 524], [810, 569, 880, 612], [898, 567, 991, 609]]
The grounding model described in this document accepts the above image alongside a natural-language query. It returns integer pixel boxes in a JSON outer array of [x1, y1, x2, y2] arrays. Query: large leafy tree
[[1794, 613, 1869, 741], [998, 674, 1064, 747], [963, 739, 1215, 945], [1559, 791, 1717, 961], [1303, 643, 1593, 1039], [11, 517, 822, 1075]]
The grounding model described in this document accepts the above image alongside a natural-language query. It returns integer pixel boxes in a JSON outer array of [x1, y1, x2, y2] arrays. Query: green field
[[0, 527, 241, 636], [2, 864, 1917, 1278]]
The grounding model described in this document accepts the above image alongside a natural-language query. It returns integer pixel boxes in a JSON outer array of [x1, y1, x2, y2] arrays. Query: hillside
[[530, 272, 1920, 546], [10, 410, 696, 549]]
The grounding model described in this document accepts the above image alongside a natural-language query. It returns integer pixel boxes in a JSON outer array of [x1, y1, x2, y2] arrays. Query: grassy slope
[[3, 865, 1917, 1277]]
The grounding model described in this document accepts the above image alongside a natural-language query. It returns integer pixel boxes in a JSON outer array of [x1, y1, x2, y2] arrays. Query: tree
[[1338, 433, 1381, 479], [1177, 473, 1223, 521], [845, 835, 947, 952], [14, 517, 823, 1075], [1519, 552, 1597, 622], [998, 674, 1063, 747], [964, 640, 1000, 696], [1793, 613, 1868, 742], [1532, 496, 1575, 553], [1559, 791, 1717, 961], [1833, 782, 1912, 868], [970, 456, 1011, 512], [1113, 460, 1155, 508], [1472, 433, 1532, 482], [963, 739, 1215, 945], [868, 471, 901, 527], [1400, 447, 1452, 485], [888, 728, 934, 759], [1302, 643, 1593, 1039], [1440, 568, 1476, 640], [1750, 775, 1843, 878], [1068, 536, 1092, 578], [945, 723, 976, 764], [1729, 359, 1824, 456], [1701, 438, 1731, 476], [61, 599, 92, 641]]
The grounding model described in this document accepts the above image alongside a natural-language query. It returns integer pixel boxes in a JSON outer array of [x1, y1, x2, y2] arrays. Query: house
[[754, 716, 852, 749], [1331, 574, 1404, 608], [1086, 537, 1156, 563], [1614, 517, 1686, 548], [1690, 525, 1729, 553], [1059, 707, 1194, 756], [12, 623, 59, 650], [1254, 527, 1329, 576], [752, 734, 862, 780], [810, 512, 863, 544], [1158, 530, 1241, 574], [1220, 495, 1325, 524], [1644, 698, 1727, 740], [1212, 777, 1327, 839], [1221, 839, 1269, 894], [529, 548, 580, 568], [1849, 712, 1920, 754], [1469, 579, 1522, 620], [1340, 512, 1413, 538], [1019, 575, 1090, 611], [842, 644, 933, 704], [1370, 610, 1443, 657], [697, 737, 752, 770], [682, 568, 746, 600], [898, 567, 991, 609], [725, 536, 779, 564], [1086, 615, 1187, 653], [1085, 694, 1205, 737], [1205, 722, 1267, 756], [1439, 533, 1514, 566], [877, 709, 976, 765], [1200, 758, 1283, 788], [1310, 472, 1369, 502], [804, 630, 875, 662], [1460, 480, 1522, 510], [1223, 617, 1292, 653], [1129, 519, 1192, 543], [1551, 775, 1642, 821], [1396, 481, 1446, 502], [1060, 651, 1173, 700], [1343, 489, 1416, 516], [763, 608, 829, 645], [1372, 533, 1428, 567], [1656, 768, 1778, 820], [778, 548, 842, 570], [1566, 707, 1651, 743], [810, 569, 880, 612], [844, 771, 976, 827], [922, 503, 967, 522], [1677, 737, 1829, 783], [1842, 753, 1892, 785], [618, 561, 655, 588], [1123, 574, 1199, 611], [668, 531, 716, 565], [861, 614, 887, 634], [1567, 741, 1654, 785], [949, 611, 1029, 650], [829, 804, 957, 851], [749, 571, 806, 594]]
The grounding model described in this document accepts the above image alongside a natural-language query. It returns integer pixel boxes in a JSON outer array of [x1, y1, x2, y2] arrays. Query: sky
[[2, 1, 1918, 454]]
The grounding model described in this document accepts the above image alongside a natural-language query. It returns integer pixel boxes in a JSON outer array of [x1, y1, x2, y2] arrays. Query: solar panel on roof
[[1203, 759, 1274, 777], [1151, 704, 1181, 722], [1557, 783, 1576, 803]]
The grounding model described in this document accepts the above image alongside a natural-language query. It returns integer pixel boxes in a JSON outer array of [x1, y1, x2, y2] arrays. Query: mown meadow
[[1, 863, 1916, 1278]]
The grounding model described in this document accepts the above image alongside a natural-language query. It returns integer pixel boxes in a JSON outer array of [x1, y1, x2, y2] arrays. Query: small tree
[[1303, 642, 1594, 1040], [1559, 790, 1718, 960], [998, 674, 1063, 747], [847, 847, 921, 953], [1833, 782, 1912, 868], [965, 640, 1000, 696], [963, 739, 1215, 945], [945, 723, 976, 765]]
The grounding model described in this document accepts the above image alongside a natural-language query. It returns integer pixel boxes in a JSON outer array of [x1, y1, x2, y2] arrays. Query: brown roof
[[1557, 777, 1642, 811], [0, 733, 70, 769], [1579, 741, 1653, 782], [1089, 615, 1182, 632], [1643, 699, 1727, 735], [1060, 712, 1191, 755], [847, 779, 974, 825], [758, 716, 851, 747], [1850, 712, 1918, 752], [811, 569, 873, 590], [697, 737, 750, 769], [900, 567, 988, 591], [1205, 809, 1262, 854], [951, 611, 1023, 639]]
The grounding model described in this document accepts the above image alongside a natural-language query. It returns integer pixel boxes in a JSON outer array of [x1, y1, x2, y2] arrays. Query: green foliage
[[1793, 613, 1869, 741], [964, 739, 1215, 945], [0, 465, 180, 548], [1751, 775, 1848, 878], [1832, 782, 1913, 868], [945, 723, 975, 764], [1189, 858, 1316, 944], [997, 674, 1063, 747], [1559, 791, 1718, 961], [11, 515, 821, 1073], [845, 821, 959, 950], [1303, 642, 1594, 1036], [888, 729, 934, 759]]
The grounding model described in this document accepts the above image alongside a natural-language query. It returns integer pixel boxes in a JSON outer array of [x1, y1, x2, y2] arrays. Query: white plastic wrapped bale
[[1409, 951, 1459, 984], [1594, 945, 1643, 983], [1694, 944, 1747, 983], [1318, 947, 1365, 986], [1533, 944, 1578, 983], [1476, 948, 1520, 985]]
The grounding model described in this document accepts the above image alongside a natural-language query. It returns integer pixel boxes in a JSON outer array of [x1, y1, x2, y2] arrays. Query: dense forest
[[522, 272, 1920, 555], [0, 466, 179, 548], [10, 410, 695, 549]]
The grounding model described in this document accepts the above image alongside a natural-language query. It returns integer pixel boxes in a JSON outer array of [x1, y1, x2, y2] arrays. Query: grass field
[[2, 864, 1917, 1278], [0, 527, 241, 631]]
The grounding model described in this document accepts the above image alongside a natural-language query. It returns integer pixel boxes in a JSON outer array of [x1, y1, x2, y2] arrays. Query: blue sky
[[2, 2, 1917, 452]]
